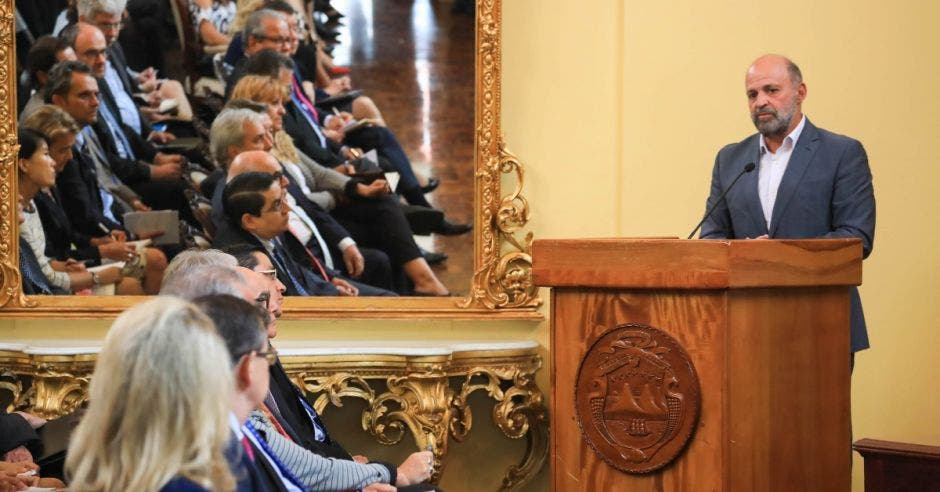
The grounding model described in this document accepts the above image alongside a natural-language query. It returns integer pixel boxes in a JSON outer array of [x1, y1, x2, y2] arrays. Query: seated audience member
[[17, 128, 144, 295], [263, 0, 385, 124], [221, 243, 286, 327], [193, 294, 436, 491], [0, 411, 64, 491], [20, 36, 77, 124], [23, 105, 168, 294], [228, 77, 450, 294], [209, 108, 395, 293], [76, 0, 196, 136], [218, 168, 396, 296], [65, 297, 236, 491], [191, 0, 237, 49], [161, 247, 237, 283], [44, 60, 196, 238], [208, 107, 388, 285]]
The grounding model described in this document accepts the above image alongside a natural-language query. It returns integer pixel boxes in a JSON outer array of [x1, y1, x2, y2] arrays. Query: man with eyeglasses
[[76, 0, 196, 140], [62, 23, 199, 229]]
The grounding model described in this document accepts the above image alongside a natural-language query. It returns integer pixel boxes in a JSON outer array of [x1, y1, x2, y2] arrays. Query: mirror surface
[[3, 0, 539, 316]]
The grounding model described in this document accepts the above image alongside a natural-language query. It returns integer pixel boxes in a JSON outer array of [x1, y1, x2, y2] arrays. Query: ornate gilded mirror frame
[[0, 0, 541, 319]]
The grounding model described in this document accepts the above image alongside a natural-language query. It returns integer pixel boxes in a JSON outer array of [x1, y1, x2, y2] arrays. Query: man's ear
[[796, 82, 807, 104], [227, 145, 241, 163], [234, 355, 253, 391], [241, 212, 257, 233], [51, 93, 65, 107]]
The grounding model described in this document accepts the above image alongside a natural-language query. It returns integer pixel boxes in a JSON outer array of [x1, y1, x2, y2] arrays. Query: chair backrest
[[167, 0, 205, 89]]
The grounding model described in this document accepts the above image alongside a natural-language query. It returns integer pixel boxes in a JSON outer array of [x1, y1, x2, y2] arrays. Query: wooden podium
[[532, 238, 861, 491]]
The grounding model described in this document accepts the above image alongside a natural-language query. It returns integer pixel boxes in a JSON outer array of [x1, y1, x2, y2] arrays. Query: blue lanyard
[[242, 423, 306, 491]]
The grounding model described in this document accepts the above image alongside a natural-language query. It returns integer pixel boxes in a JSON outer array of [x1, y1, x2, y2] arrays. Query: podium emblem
[[576, 323, 701, 473]]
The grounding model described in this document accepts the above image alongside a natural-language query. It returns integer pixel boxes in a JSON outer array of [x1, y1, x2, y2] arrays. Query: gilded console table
[[0, 339, 547, 491]]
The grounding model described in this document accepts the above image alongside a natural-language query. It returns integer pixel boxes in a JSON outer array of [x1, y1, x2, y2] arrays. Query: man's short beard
[[752, 100, 797, 137]]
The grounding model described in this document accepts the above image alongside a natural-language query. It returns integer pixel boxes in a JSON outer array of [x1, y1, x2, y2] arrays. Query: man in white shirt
[[699, 54, 876, 357]]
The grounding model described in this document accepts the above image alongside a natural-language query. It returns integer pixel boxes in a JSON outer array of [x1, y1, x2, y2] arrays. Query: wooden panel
[[727, 240, 862, 288], [533, 238, 861, 290], [854, 439, 940, 492], [551, 288, 727, 491], [535, 239, 730, 290], [726, 287, 851, 491]]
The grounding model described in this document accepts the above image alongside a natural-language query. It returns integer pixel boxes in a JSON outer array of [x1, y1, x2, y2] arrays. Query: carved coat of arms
[[575, 323, 701, 473]]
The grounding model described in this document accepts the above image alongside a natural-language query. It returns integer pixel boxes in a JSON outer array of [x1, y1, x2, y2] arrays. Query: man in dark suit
[[216, 168, 395, 296], [68, 23, 196, 224], [700, 54, 875, 358]]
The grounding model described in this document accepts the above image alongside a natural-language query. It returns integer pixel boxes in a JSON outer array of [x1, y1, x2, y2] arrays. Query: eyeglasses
[[255, 34, 292, 46], [255, 347, 278, 366], [254, 291, 271, 310], [256, 268, 277, 280], [95, 21, 124, 31]]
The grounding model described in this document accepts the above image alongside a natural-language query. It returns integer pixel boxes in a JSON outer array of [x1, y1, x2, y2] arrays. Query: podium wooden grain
[[533, 238, 861, 491]]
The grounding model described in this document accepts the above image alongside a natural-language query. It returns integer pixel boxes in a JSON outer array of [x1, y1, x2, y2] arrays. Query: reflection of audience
[[228, 76, 451, 295], [65, 297, 237, 491], [17, 128, 143, 294], [23, 105, 168, 294]]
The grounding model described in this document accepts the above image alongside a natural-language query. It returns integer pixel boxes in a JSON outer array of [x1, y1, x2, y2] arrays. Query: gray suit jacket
[[701, 118, 875, 352]]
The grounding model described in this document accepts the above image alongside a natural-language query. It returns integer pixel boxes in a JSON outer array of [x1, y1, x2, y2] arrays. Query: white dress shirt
[[758, 115, 806, 228]]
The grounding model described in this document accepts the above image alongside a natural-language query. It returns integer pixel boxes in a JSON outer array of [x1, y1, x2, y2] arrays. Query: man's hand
[[351, 455, 369, 464], [151, 154, 183, 179], [2, 446, 33, 464], [148, 131, 176, 144], [396, 451, 433, 487], [13, 412, 46, 429], [356, 180, 389, 198], [342, 245, 365, 278], [131, 199, 152, 212], [331, 277, 359, 296]]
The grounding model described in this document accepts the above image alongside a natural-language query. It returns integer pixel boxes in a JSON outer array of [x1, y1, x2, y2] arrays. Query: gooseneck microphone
[[687, 162, 756, 239]]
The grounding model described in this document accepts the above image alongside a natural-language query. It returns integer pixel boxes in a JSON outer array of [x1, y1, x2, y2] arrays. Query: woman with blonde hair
[[65, 297, 236, 491], [229, 75, 451, 295]]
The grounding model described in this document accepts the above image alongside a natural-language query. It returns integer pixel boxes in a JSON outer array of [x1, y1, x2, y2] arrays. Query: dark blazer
[[212, 221, 341, 296], [267, 359, 352, 461], [34, 188, 100, 263], [701, 118, 875, 352], [55, 142, 124, 238], [159, 477, 209, 492], [0, 412, 40, 455], [282, 100, 345, 167]]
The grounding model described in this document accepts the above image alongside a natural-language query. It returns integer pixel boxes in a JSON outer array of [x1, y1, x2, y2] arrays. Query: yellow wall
[[503, 0, 940, 490]]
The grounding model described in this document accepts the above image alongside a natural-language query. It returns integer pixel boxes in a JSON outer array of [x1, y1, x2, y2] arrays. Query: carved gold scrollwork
[[301, 372, 375, 416], [365, 372, 453, 481], [0, 370, 23, 412], [20, 372, 89, 419], [462, 144, 541, 310], [452, 360, 548, 492]]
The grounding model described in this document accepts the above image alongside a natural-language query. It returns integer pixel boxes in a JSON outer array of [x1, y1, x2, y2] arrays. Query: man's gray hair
[[162, 248, 238, 284], [160, 264, 246, 300], [209, 108, 265, 169], [77, 0, 127, 18], [242, 9, 286, 44]]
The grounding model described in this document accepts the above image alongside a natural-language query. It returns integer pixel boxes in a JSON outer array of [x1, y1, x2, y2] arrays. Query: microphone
[[687, 162, 756, 239]]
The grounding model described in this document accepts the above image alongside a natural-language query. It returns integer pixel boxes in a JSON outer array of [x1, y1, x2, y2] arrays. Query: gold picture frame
[[0, 0, 541, 320]]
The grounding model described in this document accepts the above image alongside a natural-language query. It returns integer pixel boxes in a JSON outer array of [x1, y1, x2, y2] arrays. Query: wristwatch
[[90, 271, 100, 286]]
